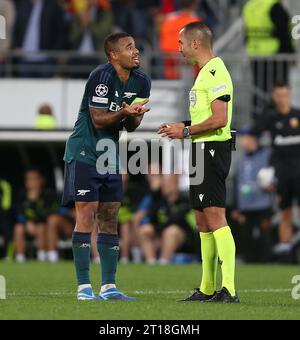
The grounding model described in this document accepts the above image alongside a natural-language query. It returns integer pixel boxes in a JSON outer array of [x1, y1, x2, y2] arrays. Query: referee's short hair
[[182, 22, 213, 48], [104, 32, 132, 58]]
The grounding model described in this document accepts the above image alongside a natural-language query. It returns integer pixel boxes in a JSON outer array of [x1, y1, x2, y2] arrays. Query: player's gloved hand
[[158, 122, 185, 138]]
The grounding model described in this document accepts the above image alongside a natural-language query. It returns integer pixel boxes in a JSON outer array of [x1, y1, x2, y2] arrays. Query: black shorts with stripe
[[189, 141, 232, 211]]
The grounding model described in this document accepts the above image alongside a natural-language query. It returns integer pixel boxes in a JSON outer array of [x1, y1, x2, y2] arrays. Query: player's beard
[[125, 63, 140, 71]]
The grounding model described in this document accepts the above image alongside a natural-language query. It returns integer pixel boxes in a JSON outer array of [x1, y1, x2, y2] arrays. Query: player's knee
[[76, 205, 98, 230], [100, 223, 118, 235], [14, 224, 25, 237], [139, 225, 155, 239], [163, 225, 182, 238], [196, 224, 210, 233], [204, 209, 227, 229], [47, 214, 61, 228]]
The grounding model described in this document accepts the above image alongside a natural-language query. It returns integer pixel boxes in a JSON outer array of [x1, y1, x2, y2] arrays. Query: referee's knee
[[203, 208, 227, 231]]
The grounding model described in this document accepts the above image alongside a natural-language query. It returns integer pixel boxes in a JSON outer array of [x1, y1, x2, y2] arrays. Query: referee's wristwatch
[[183, 126, 191, 139]]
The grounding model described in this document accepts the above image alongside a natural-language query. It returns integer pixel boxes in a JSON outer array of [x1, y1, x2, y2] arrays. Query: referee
[[159, 22, 239, 303]]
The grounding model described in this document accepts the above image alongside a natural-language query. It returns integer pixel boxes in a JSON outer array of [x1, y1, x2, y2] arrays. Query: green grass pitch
[[0, 262, 300, 320]]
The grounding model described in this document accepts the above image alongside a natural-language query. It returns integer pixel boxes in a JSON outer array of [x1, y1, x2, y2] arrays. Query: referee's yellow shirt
[[189, 57, 233, 143]]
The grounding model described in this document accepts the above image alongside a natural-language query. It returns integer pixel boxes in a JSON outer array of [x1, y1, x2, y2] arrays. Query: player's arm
[[124, 75, 152, 132], [90, 107, 125, 129], [90, 102, 149, 129], [123, 98, 150, 132], [88, 72, 129, 129]]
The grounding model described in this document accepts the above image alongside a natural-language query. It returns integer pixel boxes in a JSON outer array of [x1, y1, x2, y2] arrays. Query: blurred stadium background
[[1, 0, 300, 269]]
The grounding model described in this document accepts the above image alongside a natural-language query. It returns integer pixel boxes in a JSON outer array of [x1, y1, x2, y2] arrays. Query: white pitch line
[[6, 289, 292, 297]]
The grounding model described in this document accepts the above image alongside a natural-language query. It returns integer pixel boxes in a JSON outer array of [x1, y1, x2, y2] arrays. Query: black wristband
[[182, 120, 191, 127]]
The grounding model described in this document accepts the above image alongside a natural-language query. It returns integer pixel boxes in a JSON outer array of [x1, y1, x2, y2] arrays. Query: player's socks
[[200, 232, 218, 296], [213, 226, 236, 297], [72, 232, 91, 286], [101, 284, 116, 293], [15, 254, 26, 263], [131, 246, 142, 263], [47, 251, 59, 263], [37, 250, 47, 262], [97, 233, 119, 286]]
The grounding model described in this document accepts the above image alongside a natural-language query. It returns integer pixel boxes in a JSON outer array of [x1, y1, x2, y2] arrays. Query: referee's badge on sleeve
[[190, 90, 197, 107]]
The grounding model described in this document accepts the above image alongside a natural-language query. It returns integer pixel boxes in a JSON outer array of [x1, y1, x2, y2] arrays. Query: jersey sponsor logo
[[77, 190, 91, 196], [109, 102, 121, 112], [80, 150, 86, 156], [189, 90, 197, 107], [123, 92, 137, 99], [212, 84, 227, 94], [199, 194, 205, 202], [95, 84, 109, 97], [209, 149, 215, 158], [274, 135, 300, 146], [115, 91, 119, 97], [210, 69, 216, 76], [92, 96, 108, 104]]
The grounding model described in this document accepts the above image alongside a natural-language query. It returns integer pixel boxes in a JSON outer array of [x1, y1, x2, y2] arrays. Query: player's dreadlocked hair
[[104, 32, 132, 58]]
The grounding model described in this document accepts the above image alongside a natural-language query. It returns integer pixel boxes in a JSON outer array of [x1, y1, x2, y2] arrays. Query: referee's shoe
[[205, 287, 240, 303], [178, 288, 216, 302]]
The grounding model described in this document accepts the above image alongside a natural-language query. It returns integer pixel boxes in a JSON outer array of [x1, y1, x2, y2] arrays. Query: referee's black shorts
[[189, 140, 232, 211]]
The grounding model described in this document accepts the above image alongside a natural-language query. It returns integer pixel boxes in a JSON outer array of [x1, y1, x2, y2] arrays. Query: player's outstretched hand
[[131, 99, 150, 113], [122, 101, 150, 117], [158, 122, 185, 138]]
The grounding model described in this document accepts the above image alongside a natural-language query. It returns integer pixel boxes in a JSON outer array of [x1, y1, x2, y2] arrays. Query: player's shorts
[[189, 141, 231, 211], [276, 167, 300, 209], [62, 160, 123, 207]]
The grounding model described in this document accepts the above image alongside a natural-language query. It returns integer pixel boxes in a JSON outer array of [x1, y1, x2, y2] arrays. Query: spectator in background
[[118, 174, 146, 264], [0, 0, 16, 76], [13, 168, 59, 262], [243, 0, 295, 117], [12, 0, 67, 78], [68, 0, 113, 78], [138, 174, 197, 264], [34, 104, 57, 129], [254, 83, 300, 257], [0, 177, 12, 259], [45, 208, 75, 262], [197, 0, 218, 32], [159, 0, 202, 79], [111, 0, 160, 41], [232, 128, 274, 262]]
